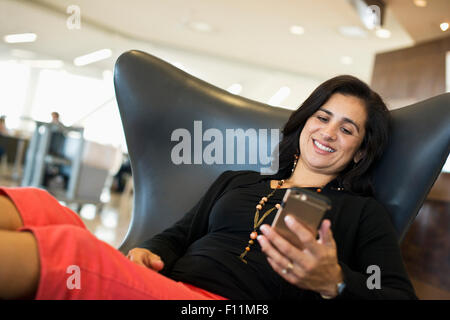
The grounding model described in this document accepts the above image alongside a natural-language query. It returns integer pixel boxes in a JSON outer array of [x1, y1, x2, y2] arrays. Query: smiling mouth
[[313, 139, 336, 153]]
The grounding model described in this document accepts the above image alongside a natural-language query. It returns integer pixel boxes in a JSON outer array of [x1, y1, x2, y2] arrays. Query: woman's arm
[[135, 170, 235, 274], [258, 198, 417, 299], [258, 218, 345, 298], [137, 195, 206, 274], [336, 199, 417, 299]]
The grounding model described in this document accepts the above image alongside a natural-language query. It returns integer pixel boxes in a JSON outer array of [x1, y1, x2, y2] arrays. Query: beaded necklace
[[238, 153, 344, 264], [239, 179, 285, 263], [238, 179, 327, 264]]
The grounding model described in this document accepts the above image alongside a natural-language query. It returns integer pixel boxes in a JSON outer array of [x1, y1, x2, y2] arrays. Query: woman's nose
[[320, 124, 337, 141]]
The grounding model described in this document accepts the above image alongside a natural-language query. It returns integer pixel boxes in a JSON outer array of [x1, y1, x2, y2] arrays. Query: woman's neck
[[274, 161, 337, 189]]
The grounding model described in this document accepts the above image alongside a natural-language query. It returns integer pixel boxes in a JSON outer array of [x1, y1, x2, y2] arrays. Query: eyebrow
[[318, 107, 361, 133]]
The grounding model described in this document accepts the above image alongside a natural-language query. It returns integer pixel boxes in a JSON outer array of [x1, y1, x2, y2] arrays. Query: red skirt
[[0, 187, 228, 300]]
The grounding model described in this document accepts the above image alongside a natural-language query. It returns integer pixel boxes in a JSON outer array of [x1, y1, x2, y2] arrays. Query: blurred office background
[[0, 0, 449, 299]]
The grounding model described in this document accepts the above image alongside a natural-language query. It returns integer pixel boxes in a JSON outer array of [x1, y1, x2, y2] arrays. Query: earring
[[291, 153, 299, 173], [354, 152, 363, 164]]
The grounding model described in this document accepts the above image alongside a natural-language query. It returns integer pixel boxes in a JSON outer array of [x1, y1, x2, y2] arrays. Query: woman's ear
[[353, 150, 365, 164]]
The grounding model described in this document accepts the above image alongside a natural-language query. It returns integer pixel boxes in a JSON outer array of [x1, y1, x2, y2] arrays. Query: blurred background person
[[50, 112, 66, 130], [0, 116, 9, 136], [0, 116, 10, 162]]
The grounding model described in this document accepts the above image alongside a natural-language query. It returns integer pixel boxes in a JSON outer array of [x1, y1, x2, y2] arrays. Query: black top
[[139, 170, 417, 300]]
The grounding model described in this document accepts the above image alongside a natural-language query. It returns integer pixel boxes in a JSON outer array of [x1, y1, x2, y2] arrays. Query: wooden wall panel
[[428, 172, 450, 202], [371, 36, 450, 109]]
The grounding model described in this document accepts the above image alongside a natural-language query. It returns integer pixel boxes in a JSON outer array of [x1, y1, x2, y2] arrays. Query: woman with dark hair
[[0, 75, 416, 300], [274, 75, 389, 195]]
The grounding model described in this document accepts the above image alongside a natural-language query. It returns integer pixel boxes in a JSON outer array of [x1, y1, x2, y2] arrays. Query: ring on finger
[[282, 262, 294, 274]]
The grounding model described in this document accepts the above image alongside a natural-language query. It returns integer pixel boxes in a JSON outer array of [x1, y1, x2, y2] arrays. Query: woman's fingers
[[259, 224, 301, 258], [258, 225, 312, 271], [259, 219, 341, 294], [259, 235, 307, 286], [127, 250, 146, 267], [257, 232, 293, 269], [283, 215, 321, 255], [127, 248, 164, 271], [318, 219, 335, 247], [266, 257, 299, 284], [148, 254, 164, 271]]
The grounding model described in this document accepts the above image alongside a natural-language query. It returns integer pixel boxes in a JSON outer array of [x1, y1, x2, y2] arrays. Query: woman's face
[[298, 93, 367, 177]]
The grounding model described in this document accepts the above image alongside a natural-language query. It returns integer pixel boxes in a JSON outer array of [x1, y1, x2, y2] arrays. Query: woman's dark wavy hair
[[271, 75, 390, 196]]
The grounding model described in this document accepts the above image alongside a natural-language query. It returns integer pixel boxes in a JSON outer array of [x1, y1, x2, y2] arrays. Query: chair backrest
[[114, 50, 450, 253]]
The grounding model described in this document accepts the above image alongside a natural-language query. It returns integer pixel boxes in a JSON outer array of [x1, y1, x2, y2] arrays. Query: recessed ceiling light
[[227, 83, 242, 95], [74, 49, 112, 66], [340, 56, 353, 65], [268, 87, 290, 106], [413, 0, 427, 7], [339, 26, 368, 38], [440, 22, 449, 32], [4, 33, 37, 43], [375, 28, 391, 38], [290, 25, 305, 35], [188, 21, 213, 32]]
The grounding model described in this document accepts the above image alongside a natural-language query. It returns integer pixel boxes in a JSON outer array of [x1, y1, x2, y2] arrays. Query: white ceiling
[[0, 0, 449, 82]]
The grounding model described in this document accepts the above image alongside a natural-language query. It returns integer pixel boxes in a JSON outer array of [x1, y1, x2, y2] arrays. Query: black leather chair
[[114, 50, 450, 254]]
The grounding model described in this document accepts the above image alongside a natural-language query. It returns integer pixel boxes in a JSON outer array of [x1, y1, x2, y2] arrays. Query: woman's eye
[[341, 127, 352, 135], [317, 116, 328, 122]]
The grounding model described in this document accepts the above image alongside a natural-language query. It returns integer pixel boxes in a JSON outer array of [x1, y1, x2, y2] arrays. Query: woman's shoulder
[[338, 190, 396, 229], [327, 189, 391, 219], [329, 186, 384, 207]]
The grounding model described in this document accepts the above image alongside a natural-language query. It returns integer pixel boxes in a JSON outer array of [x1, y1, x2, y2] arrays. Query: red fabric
[[0, 187, 228, 300]]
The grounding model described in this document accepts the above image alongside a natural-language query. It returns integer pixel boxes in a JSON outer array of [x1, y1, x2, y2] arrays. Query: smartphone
[[271, 188, 331, 249]]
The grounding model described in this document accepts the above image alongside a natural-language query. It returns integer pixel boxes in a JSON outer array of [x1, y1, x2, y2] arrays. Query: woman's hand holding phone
[[257, 217, 343, 298]]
